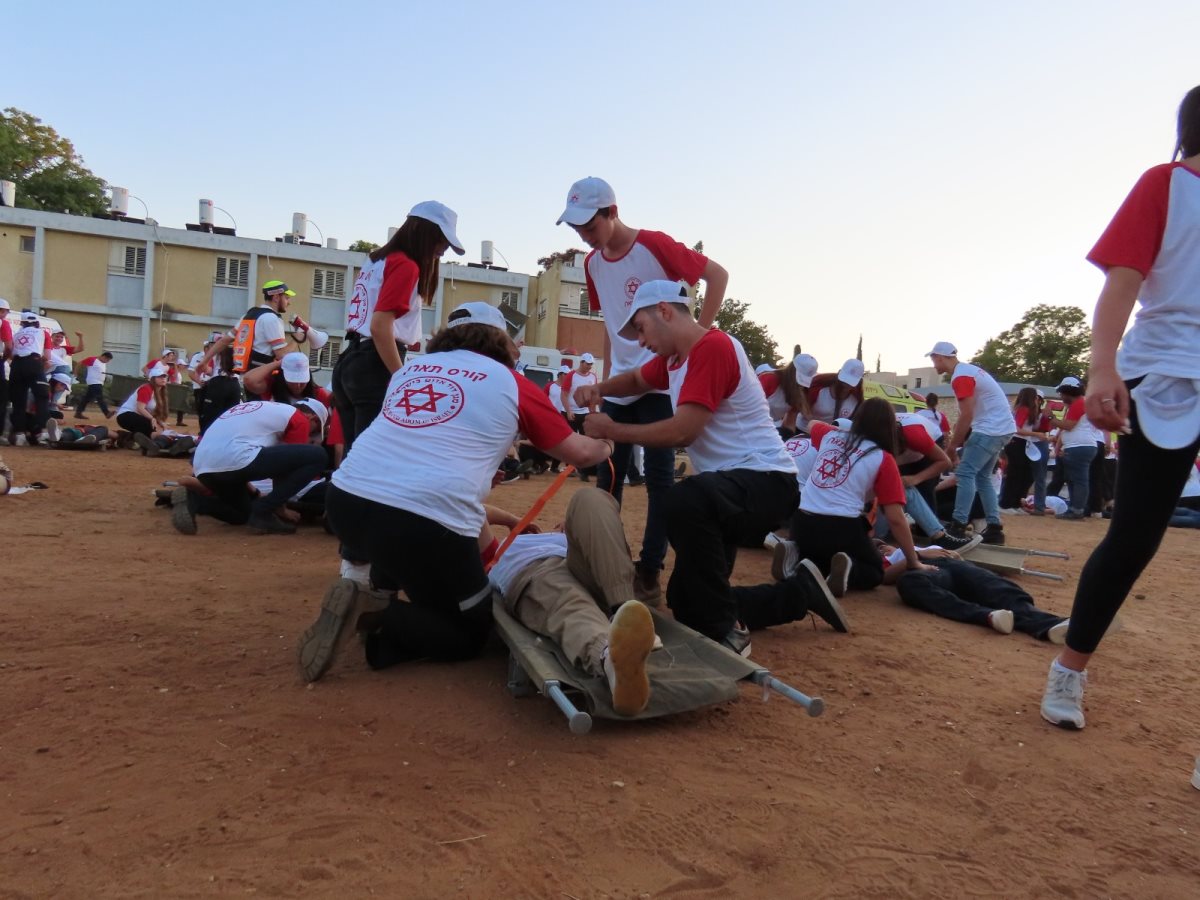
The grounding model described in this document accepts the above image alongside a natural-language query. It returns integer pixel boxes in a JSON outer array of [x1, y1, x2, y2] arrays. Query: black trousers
[[664, 469, 799, 641], [326, 485, 493, 666], [897, 559, 1063, 637], [331, 337, 404, 452], [199, 376, 243, 434], [791, 510, 885, 591], [75, 384, 111, 417], [1066, 386, 1200, 653], [735, 567, 823, 631], [999, 438, 1034, 509], [0, 363, 8, 437], [1087, 443, 1112, 514], [9, 356, 49, 436], [117, 410, 154, 437], [195, 444, 329, 523]]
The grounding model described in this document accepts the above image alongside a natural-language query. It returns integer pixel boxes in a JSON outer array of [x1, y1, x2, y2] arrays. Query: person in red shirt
[[0, 298, 13, 443], [243, 351, 332, 407], [999, 387, 1053, 511]]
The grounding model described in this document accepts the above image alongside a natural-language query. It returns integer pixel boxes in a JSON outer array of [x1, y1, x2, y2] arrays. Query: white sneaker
[[988, 609, 1014, 634], [14, 434, 29, 447], [1041, 662, 1087, 729], [45, 420, 61, 443], [770, 539, 801, 581], [1047, 621, 1069, 645], [35, 432, 50, 446], [762, 532, 782, 551]]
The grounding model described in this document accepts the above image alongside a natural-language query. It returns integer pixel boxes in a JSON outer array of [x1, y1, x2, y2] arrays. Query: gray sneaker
[[170, 487, 197, 535], [1040, 663, 1087, 729], [298, 579, 391, 683], [720, 622, 752, 658], [826, 552, 852, 598]]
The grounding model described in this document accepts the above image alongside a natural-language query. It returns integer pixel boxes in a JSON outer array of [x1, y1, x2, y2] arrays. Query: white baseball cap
[[281, 351, 310, 383], [755, 363, 774, 375], [1056, 376, 1082, 391], [51, 372, 73, 386], [838, 359, 865, 387], [294, 397, 329, 430], [558, 364, 571, 374], [0, 298, 9, 311], [833, 417, 853, 430], [408, 200, 465, 256], [147, 363, 168, 378], [447, 301, 507, 332], [794, 353, 819, 388], [580, 352, 595, 364], [556, 177, 617, 226], [617, 279, 690, 340], [21, 309, 39, 324], [926, 341, 958, 357]]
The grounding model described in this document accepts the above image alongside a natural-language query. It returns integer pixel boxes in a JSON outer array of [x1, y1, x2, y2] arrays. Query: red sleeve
[[376, 254, 420, 316], [327, 407, 344, 445], [315, 386, 332, 406], [64, 341, 77, 354], [639, 355, 670, 391], [939, 412, 950, 433], [636, 231, 708, 285], [561, 371, 574, 400], [758, 372, 780, 397], [135, 385, 154, 403], [1065, 397, 1086, 424], [873, 454, 906, 506], [902, 423, 936, 457], [809, 421, 833, 448], [0, 321, 11, 342], [951, 375, 976, 400], [82, 356, 97, 367], [585, 252, 601, 312], [542, 382, 552, 396], [281, 411, 311, 444], [1087, 164, 1173, 277], [515, 373, 574, 448], [1014, 407, 1030, 429], [676, 332, 739, 411]]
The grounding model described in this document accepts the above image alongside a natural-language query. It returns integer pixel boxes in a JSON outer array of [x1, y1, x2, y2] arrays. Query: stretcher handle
[[545, 680, 593, 734], [752, 671, 825, 717]]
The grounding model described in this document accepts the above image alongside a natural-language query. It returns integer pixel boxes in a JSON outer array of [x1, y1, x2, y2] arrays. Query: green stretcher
[[960, 543, 1070, 581]]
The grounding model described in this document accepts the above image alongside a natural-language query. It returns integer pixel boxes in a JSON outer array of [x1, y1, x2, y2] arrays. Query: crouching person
[[493, 489, 656, 716], [172, 398, 328, 535]]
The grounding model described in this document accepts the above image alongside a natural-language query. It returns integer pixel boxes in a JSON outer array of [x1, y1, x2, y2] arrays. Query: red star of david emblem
[[817, 456, 846, 481], [624, 276, 642, 300], [570, 193, 580, 202], [396, 383, 447, 416]]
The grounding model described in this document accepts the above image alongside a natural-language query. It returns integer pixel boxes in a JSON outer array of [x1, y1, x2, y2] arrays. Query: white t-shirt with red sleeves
[[332, 349, 574, 537], [950, 362, 1013, 437], [562, 369, 597, 414], [785, 435, 817, 484], [12, 326, 48, 358], [915, 405, 948, 439], [192, 401, 311, 475], [759, 372, 790, 425], [639, 330, 795, 477], [82, 356, 108, 385], [346, 253, 422, 345], [117, 384, 158, 417], [800, 421, 906, 518], [585, 230, 708, 405], [894, 412, 941, 467], [1060, 397, 1102, 449]]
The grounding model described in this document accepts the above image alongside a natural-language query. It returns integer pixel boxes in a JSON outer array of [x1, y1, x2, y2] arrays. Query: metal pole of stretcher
[[752, 671, 825, 717]]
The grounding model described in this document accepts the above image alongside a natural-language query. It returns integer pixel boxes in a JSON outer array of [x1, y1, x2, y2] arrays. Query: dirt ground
[[2, 436, 1198, 899]]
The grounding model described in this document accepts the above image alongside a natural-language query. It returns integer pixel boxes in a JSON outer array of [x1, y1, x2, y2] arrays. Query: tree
[[694, 298, 779, 367], [347, 239, 379, 253], [0, 108, 108, 215], [856, 334, 863, 362], [537, 247, 587, 271], [971, 304, 1091, 385]]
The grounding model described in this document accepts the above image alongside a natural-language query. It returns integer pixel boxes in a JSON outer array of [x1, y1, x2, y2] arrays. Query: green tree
[[0, 108, 108, 215], [348, 239, 379, 253], [537, 247, 587, 271], [694, 298, 779, 367], [971, 304, 1091, 385]]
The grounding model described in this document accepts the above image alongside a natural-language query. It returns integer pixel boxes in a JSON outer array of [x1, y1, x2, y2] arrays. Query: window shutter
[[216, 257, 227, 284]]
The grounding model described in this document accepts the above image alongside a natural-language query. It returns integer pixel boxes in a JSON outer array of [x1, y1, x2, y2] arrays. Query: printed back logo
[[786, 437, 811, 457], [220, 401, 264, 419], [383, 375, 465, 428], [812, 448, 852, 489]]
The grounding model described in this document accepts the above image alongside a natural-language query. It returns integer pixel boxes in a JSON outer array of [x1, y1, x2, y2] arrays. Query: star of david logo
[[570, 193, 580, 202], [624, 276, 642, 300], [395, 383, 447, 416], [817, 456, 845, 480]]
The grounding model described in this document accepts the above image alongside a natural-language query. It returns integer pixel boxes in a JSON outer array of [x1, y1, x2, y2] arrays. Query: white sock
[[339, 560, 371, 586], [1052, 659, 1083, 676]]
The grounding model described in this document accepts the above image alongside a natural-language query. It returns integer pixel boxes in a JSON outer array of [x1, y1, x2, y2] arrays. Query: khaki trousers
[[503, 489, 636, 676]]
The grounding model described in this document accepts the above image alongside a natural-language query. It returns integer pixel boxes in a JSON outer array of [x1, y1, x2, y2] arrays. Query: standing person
[[1053, 376, 1100, 521], [807, 360, 865, 426], [8, 310, 52, 446], [556, 176, 729, 603], [561, 352, 599, 481], [926, 341, 1015, 545], [74, 351, 114, 419], [999, 387, 1051, 510], [580, 281, 824, 657], [297, 302, 612, 682], [229, 281, 296, 373], [545, 365, 570, 473], [759, 352, 818, 437], [0, 298, 11, 444], [332, 201, 463, 451], [1041, 85, 1200, 730], [187, 338, 216, 420], [197, 340, 241, 434]]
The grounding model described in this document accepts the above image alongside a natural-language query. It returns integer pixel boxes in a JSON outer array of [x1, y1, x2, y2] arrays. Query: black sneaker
[[981, 523, 1006, 545], [133, 433, 161, 457], [796, 559, 851, 633], [166, 436, 196, 458], [945, 520, 970, 540], [721, 622, 752, 658], [933, 531, 982, 552], [247, 512, 297, 535]]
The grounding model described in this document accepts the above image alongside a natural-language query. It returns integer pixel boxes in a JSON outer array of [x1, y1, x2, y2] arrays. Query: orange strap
[[485, 465, 575, 572]]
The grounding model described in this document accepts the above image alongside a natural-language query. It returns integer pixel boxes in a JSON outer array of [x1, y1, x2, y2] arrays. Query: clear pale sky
[[7, 1, 1198, 372]]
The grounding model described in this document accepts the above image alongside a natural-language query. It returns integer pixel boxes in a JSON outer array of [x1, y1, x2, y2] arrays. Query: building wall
[[0, 224, 35, 306], [555, 316, 606, 361], [43, 232, 107, 305], [155, 244, 219, 317]]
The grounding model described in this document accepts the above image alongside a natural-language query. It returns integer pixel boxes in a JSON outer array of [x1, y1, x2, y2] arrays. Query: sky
[[6, 0, 1198, 372]]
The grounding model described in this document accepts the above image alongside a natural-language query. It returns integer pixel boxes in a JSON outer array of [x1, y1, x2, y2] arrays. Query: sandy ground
[[2, 437, 1199, 899]]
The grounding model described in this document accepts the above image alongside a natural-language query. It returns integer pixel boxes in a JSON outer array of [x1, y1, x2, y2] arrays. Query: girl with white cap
[[298, 301, 613, 683], [758, 351, 818, 437], [116, 364, 170, 454], [1041, 84, 1200, 731], [332, 201, 465, 449], [807, 359, 865, 426]]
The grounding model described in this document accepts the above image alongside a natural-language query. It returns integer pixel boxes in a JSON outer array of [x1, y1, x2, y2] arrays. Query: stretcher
[[494, 597, 825, 734], [959, 543, 1070, 581]]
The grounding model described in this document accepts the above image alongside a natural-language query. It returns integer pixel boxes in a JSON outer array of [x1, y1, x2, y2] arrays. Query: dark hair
[[272, 370, 317, 403], [1014, 386, 1039, 417], [925, 393, 939, 409], [1175, 85, 1200, 159], [369, 215, 445, 302], [775, 360, 812, 418], [1058, 384, 1083, 399], [840, 397, 897, 464], [426, 320, 516, 368], [100, 351, 113, 359]]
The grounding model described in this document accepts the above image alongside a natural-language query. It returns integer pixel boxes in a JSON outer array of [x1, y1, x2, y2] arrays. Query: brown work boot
[[633, 565, 662, 606]]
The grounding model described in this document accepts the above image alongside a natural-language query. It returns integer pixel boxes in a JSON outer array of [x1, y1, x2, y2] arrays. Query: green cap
[[262, 280, 296, 297]]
